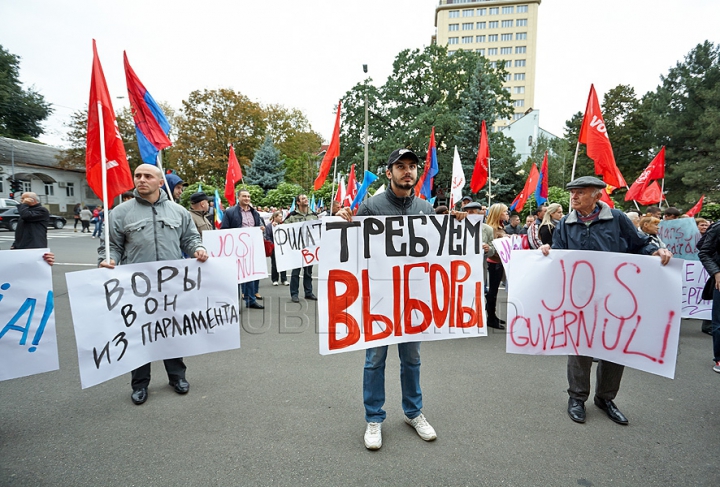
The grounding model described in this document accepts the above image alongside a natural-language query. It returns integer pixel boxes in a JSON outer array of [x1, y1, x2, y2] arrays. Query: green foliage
[[699, 202, 720, 221], [310, 181, 333, 206], [284, 153, 319, 190], [241, 184, 265, 207], [178, 182, 221, 209], [246, 136, 285, 191], [0, 45, 52, 140], [261, 182, 304, 208], [264, 104, 323, 160], [512, 186, 570, 220]]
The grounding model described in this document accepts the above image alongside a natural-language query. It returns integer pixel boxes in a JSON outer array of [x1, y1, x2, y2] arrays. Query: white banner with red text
[[505, 249, 683, 379], [318, 215, 487, 355], [202, 227, 268, 283], [274, 220, 322, 272]]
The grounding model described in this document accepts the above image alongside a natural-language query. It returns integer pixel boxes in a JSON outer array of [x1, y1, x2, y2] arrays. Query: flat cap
[[566, 176, 607, 190], [190, 192, 212, 204], [464, 202, 483, 210]]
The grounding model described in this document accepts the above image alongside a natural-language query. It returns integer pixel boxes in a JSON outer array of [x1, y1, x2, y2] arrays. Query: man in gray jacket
[[99, 164, 208, 405]]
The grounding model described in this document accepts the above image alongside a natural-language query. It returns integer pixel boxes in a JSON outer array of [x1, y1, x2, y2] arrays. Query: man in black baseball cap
[[386, 148, 420, 168]]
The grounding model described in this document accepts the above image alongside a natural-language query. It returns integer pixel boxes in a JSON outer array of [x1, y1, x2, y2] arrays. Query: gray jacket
[[357, 187, 434, 217], [98, 189, 204, 265]]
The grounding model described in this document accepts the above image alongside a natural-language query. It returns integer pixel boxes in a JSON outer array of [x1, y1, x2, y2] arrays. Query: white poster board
[[274, 220, 322, 272], [682, 260, 712, 320], [505, 250, 683, 379], [318, 215, 487, 355], [202, 227, 267, 283], [67, 258, 240, 388], [0, 249, 59, 381]]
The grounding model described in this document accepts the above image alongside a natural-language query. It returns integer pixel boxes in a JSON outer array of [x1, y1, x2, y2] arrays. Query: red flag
[[686, 195, 705, 217], [345, 164, 358, 206], [625, 147, 666, 202], [314, 101, 341, 190], [86, 40, 134, 208], [578, 85, 626, 188], [225, 144, 243, 206], [470, 120, 490, 193], [509, 163, 539, 212], [635, 181, 664, 206]]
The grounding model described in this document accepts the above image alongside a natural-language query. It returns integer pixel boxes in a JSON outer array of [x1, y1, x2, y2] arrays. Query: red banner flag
[[86, 40, 134, 208], [225, 144, 243, 206], [314, 101, 341, 190], [599, 185, 615, 208], [509, 163, 539, 212], [345, 164, 358, 207], [578, 85, 626, 188], [635, 181, 664, 206], [686, 195, 705, 217], [470, 120, 490, 193], [625, 147, 666, 202]]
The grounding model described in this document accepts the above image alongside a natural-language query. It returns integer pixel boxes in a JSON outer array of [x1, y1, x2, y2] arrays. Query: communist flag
[[225, 144, 243, 206], [86, 40, 134, 208], [509, 163, 539, 212], [625, 147, 666, 202], [686, 195, 704, 217], [634, 181, 664, 206], [578, 85, 626, 188], [470, 120, 489, 193], [314, 101, 341, 190]]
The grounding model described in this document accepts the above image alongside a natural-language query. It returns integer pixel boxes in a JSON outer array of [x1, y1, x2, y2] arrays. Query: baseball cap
[[387, 148, 420, 168]]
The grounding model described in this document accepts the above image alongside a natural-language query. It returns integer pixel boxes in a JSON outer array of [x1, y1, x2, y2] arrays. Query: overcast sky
[[2, 0, 719, 150]]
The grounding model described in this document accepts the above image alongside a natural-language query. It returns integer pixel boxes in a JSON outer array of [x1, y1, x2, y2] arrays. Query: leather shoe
[[131, 388, 148, 405], [305, 294, 318, 301], [248, 302, 264, 309], [498, 319, 506, 324], [594, 397, 628, 425], [170, 378, 190, 394], [255, 294, 263, 300], [291, 296, 300, 303], [487, 322, 505, 330], [567, 398, 586, 423]]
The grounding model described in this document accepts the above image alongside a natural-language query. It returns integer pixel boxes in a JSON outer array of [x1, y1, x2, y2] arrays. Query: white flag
[[450, 146, 466, 208]]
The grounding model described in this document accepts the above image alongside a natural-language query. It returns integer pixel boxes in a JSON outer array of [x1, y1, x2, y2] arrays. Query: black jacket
[[699, 222, 720, 277], [221, 204, 262, 229], [13, 203, 49, 249]]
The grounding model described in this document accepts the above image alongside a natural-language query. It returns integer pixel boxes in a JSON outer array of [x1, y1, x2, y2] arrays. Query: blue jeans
[[92, 220, 103, 237], [712, 288, 720, 362], [242, 280, 259, 306], [363, 342, 422, 423]]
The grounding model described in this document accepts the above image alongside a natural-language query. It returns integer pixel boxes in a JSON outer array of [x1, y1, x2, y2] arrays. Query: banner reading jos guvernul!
[[318, 215, 487, 355]]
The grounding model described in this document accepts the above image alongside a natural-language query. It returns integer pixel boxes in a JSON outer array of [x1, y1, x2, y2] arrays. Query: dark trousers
[[73, 217, 80, 229], [712, 288, 720, 362], [567, 356, 624, 402], [242, 280, 259, 306], [81, 220, 90, 232], [290, 266, 313, 298], [270, 250, 287, 283], [486, 261, 504, 324], [131, 358, 186, 390]]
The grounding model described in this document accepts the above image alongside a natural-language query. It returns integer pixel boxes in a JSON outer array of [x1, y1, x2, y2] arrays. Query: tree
[[246, 136, 285, 191], [261, 182, 304, 208], [284, 152, 319, 189], [173, 89, 266, 185], [263, 104, 323, 161], [0, 45, 52, 140]]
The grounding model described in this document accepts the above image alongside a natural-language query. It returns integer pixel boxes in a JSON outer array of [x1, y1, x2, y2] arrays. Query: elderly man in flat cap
[[540, 176, 672, 426]]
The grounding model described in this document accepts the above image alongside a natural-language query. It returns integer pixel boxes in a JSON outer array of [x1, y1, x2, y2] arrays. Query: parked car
[[0, 198, 20, 208], [0, 207, 67, 231]]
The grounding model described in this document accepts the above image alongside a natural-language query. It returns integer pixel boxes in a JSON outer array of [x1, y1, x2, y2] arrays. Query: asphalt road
[[1, 227, 719, 486]]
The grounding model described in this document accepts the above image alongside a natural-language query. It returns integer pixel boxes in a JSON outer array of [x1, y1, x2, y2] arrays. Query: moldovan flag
[[415, 127, 438, 200], [314, 101, 341, 190], [123, 52, 172, 164], [449, 146, 466, 208], [686, 195, 704, 217], [225, 144, 243, 206], [535, 151, 549, 206], [625, 147, 666, 202], [509, 163, 539, 212], [578, 85, 626, 188], [470, 120, 489, 193], [86, 40, 133, 208]]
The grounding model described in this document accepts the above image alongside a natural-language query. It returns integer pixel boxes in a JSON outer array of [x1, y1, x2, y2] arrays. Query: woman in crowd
[[485, 203, 509, 329], [73, 203, 82, 232], [696, 218, 710, 235], [538, 203, 564, 246], [91, 206, 104, 239], [265, 210, 288, 286], [638, 216, 666, 249]]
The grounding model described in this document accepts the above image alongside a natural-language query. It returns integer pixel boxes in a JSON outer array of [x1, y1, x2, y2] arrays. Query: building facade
[[434, 0, 541, 128]]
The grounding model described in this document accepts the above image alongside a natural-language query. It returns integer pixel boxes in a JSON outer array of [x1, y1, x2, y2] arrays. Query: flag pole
[[625, 185, 641, 211], [569, 141, 580, 210], [659, 178, 665, 209], [487, 157, 492, 206], [97, 102, 111, 265], [156, 151, 172, 199], [329, 157, 338, 207]]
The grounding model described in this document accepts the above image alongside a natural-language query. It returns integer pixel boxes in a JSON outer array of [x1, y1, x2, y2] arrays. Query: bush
[[261, 182, 305, 209]]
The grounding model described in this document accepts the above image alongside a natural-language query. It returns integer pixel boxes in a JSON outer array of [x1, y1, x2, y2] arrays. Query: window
[[448, 50, 456, 55], [488, 21, 498, 28], [489, 7, 499, 15], [515, 59, 526, 67], [449, 24, 459, 31], [517, 5, 529, 13], [514, 73, 525, 80], [516, 32, 527, 40], [516, 19, 528, 26], [476, 35, 486, 43], [502, 6, 514, 14], [488, 48, 498, 55], [476, 8, 486, 16], [449, 10, 459, 18], [514, 86, 525, 94], [448, 37, 459, 45], [462, 9, 473, 17], [488, 34, 498, 42], [528, 135, 533, 146], [45, 183, 54, 196], [476, 21, 486, 29], [489, 61, 497, 68], [462, 36, 473, 44], [514, 113, 524, 120], [504, 86, 512, 93], [501, 33, 513, 41], [462, 22, 473, 30], [500, 47, 512, 55], [66, 182, 75, 197], [514, 99, 525, 107], [516, 46, 527, 54], [22, 181, 31, 192], [501, 20, 513, 28], [504, 73, 512, 81], [476, 48, 485, 55]]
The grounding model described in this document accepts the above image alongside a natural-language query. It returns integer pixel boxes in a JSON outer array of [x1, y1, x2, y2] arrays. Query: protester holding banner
[[11, 192, 49, 250], [540, 176, 672, 425], [485, 203, 510, 329], [538, 203, 563, 246], [265, 210, 288, 286], [98, 163, 208, 405], [283, 194, 319, 303], [698, 221, 720, 373]]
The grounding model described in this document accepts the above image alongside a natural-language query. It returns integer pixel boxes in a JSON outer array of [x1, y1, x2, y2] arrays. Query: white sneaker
[[404, 413, 437, 441], [272, 281, 279, 286], [364, 422, 382, 450], [282, 281, 290, 286], [713, 361, 720, 373]]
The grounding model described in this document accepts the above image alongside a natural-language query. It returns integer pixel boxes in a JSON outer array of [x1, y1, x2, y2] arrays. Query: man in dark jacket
[[221, 189, 265, 309], [541, 176, 672, 426], [698, 222, 720, 373], [12, 192, 49, 250]]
